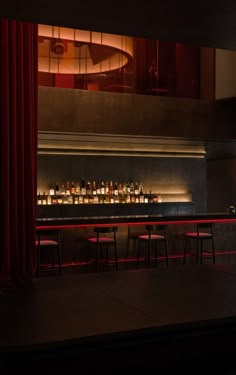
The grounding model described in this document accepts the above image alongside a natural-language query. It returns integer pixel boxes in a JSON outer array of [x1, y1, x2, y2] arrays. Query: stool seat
[[139, 234, 165, 241], [185, 232, 212, 238], [88, 237, 115, 244], [35, 240, 59, 246]]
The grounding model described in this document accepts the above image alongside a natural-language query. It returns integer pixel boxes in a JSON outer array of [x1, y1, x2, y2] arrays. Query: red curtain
[[0, 19, 38, 289]]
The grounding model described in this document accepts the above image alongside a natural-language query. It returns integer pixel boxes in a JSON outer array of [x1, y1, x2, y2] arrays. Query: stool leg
[[126, 226, 130, 259], [36, 244, 40, 277], [148, 239, 151, 268], [106, 244, 109, 271], [57, 233, 62, 275], [133, 238, 137, 256], [165, 237, 169, 267], [96, 241, 99, 272], [212, 237, 216, 264], [155, 241, 158, 267], [200, 239, 204, 264], [58, 249, 62, 274], [183, 238, 188, 265], [196, 237, 200, 264], [137, 239, 141, 268], [99, 243, 104, 271], [52, 247, 56, 273], [114, 243, 118, 272]]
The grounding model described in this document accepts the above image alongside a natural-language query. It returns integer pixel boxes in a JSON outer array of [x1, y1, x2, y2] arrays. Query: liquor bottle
[[65, 181, 70, 195], [42, 192, 47, 205], [126, 193, 130, 203], [134, 182, 139, 195], [152, 193, 158, 203], [71, 181, 76, 194], [60, 184, 66, 195], [101, 181, 105, 195], [109, 181, 114, 195], [37, 192, 42, 205], [130, 193, 135, 203], [75, 182, 81, 195], [84, 194, 89, 204], [49, 185, 55, 196], [55, 183, 60, 195], [127, 182, 131, 194], [47, 195, 52, 205], [114, 182, 118, 196], [68, 194, 73, 204], [81, 178, 86, 195], [130, 182, 134, 194], [148, 190, 153, 203], [74, 196, 79, 204], [157, 193, 162, 203], [105, 181, 109, 195], [86, 181, 91, 195], [144, 191, 149, 203], [78, 195, 84, 204], [109, 194, 115, 204], [93, 195, 99, 204], [122, 182, 127, 195], [118, 183, 123, 195], [96, 181, 101, 195], [89, 194, 94, 204], [139, 185, 144, 203], [52, 195, 58, 204], [92, 181, 97, 195], [56, 195, 65, 204]]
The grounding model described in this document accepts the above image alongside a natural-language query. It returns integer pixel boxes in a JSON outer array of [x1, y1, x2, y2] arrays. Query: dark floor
[[2, 262, 236, 372]]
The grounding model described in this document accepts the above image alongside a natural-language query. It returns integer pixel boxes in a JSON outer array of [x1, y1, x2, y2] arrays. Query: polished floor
[[1, 263, 236, 373]]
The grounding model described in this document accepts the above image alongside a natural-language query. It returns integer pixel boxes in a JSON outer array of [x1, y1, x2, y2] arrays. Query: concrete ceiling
[[1, 1, 236, 50]]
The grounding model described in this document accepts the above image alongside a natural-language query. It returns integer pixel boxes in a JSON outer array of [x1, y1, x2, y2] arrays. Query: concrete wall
[[215, 49, 236, 100], [38, 86, 236, 139]]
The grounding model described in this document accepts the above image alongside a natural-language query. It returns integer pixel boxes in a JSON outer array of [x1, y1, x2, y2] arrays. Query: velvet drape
[[0, 19, 38, 288]]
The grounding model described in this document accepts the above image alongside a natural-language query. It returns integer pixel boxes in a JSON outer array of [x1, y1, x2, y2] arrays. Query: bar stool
[[137, 224, 169, 268], [87, 226, 118, 271], [36, 229, 62, 276], [126, 225, 146, 258], [183, 222, 216, 264]]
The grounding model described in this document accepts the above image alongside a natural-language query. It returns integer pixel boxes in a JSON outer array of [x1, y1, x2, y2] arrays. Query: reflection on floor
[[38, 250, 236, 277]]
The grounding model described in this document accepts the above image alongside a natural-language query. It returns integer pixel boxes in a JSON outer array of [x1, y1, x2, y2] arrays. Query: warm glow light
[[38, 131, 207, 158], [158, 193, 192, 202], [38, 24, 133, 74]]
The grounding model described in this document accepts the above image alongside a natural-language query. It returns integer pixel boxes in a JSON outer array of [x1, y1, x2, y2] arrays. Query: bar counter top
[[36, 211, 236, 229]]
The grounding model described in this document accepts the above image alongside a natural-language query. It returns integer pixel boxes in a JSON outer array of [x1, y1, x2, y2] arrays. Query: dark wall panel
[[207, 158, 236, 212]]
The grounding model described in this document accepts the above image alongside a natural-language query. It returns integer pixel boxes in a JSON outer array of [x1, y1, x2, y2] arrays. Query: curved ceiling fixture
[[38, 24, 134, 75]]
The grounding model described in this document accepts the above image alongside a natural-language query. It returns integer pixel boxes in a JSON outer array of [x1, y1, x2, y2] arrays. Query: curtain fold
[[0, 19, 38, 288]]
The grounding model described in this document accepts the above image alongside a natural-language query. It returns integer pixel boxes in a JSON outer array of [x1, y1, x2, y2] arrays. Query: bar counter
[[36, 204, 236, 264], [36, 211, 236, 229]]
